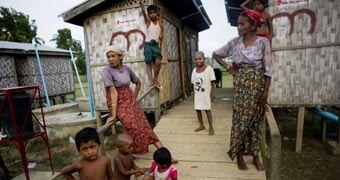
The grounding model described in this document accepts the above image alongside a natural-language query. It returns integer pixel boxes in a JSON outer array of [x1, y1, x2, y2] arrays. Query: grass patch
[[221, 70, 233, 88]]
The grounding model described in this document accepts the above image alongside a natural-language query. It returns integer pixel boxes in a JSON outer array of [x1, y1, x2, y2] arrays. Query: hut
[[0, 41, 75, 101], [225, 0, 340, 106], [61, 0, 211, 123], [224, 0, 340, 152]]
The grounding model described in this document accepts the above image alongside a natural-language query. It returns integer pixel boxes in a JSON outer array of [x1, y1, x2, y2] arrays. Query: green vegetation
[[221, 70, 233, 88], [0, 7, 43, 44], [51, 28, 87, 75]]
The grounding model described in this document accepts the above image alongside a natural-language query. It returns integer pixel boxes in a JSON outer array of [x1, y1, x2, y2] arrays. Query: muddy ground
[[1, 108, 340, 180], [271, 107, 340, 180]]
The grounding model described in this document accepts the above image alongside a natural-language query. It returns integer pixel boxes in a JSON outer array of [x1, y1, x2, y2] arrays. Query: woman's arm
[[134, 79, 141, 99], [102, 67, 118, 123], [108, 86, 118, 122], [212, 53, 235, 76], [260, 38, 272, 110], [259, 76, 271, 111], [263, 76, 271, 98], [127, 66, 141, 98]]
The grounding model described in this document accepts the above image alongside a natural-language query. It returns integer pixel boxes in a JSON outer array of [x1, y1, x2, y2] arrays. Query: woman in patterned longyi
[[212, 9, 272, 171], [101, 45, 164, 155]]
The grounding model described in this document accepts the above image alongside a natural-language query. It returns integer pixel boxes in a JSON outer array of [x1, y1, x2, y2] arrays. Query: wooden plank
[[135, 161, 265, 180], [296, 106, 305, 152], [132, 88, 266, 179]]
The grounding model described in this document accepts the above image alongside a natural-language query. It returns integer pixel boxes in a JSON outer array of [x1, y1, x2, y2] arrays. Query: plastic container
[[0, 92, 34, 139]]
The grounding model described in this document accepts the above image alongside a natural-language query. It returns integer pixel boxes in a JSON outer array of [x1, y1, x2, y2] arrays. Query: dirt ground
[[271, 107, 340, 180], [1, 108, 340, 180]]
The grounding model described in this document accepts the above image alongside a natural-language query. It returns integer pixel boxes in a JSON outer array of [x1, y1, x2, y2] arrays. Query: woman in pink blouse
[[212, 9, 272, 171]]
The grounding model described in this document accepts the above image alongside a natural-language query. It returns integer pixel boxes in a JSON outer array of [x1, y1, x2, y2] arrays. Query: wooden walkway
[[135, 88, 266, 180]]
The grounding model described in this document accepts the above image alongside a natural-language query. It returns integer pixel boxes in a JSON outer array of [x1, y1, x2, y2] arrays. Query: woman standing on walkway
[[101, 45, 164, 155], [212, 9, 272, 171]]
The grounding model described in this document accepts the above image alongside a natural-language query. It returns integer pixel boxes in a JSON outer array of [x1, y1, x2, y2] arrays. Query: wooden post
[[295, 107, 305, 153], [265, 105, 281, 180], [154, 88, 160, 123], [178, 26, 186, 97]]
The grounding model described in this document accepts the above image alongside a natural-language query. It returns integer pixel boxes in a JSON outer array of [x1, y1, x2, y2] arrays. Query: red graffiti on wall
[[275, 0, 310, 6], [271, 8, 316, 36], [109, 29, 146, 51], [116, 19, 136, 25]]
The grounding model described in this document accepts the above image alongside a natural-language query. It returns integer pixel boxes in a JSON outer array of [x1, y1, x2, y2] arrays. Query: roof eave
[[0, 49, 74, 57], [60, 0, 106, 26], [62, 0, 211, 31]]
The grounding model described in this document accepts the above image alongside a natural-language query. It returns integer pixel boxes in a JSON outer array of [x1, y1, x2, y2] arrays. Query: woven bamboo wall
[[182, 31, 198, 95], [0, 55, 18, 88], [15, 55, 74, 98], [84, 2, 156, 111], [268, 0, 340, 106], [85, 0, 192, 111], [164, 20, 182, 101]]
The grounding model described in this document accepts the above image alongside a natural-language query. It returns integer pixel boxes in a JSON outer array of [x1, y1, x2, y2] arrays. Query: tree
[[0, 7, 41, 43], [51, 28, 86, 75]]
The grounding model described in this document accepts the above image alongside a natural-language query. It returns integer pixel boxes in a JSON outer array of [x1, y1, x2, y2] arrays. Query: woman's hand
[[227, 63, 236, 76], [106, 116, 116, 124], [258, 94, 269, 112]]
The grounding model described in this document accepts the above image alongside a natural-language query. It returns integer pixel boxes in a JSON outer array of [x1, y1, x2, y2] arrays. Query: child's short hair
[[195, 51, 205, 58], [75, 127, 101, 150], [115, 133, 133, 148], [147, 5, 158, 14], [153, 147, 172, 166]]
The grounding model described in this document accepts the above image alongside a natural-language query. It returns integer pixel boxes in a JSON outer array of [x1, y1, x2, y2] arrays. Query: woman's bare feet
[[209, 128, 214, 135], [194, 126, 205, 132], [253, 156, 266, 171], [237, 153, 247, 170]]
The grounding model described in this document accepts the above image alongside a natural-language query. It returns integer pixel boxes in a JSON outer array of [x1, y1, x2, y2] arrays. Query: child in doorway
[[140, 0, 163, 88], [61, 127, 114, 180], [113, 133, 145, 180], [191, 51, 216, 135], [144, 147, 178, 180], [241, 0, 273, 40]]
